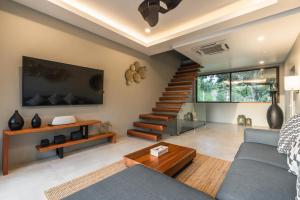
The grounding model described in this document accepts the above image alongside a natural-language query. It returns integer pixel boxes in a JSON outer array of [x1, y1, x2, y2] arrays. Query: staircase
[[127, 63, 202, 141]]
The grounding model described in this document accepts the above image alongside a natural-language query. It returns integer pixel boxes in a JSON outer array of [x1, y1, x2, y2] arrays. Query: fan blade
[[160, 0, 182, 11], [138, 0, 160, 27]]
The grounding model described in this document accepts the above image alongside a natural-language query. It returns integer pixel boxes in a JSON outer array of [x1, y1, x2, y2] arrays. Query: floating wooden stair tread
[[168, 81, 193, 86], [180, 63, 201, 69], [163, 91, 190, 96], [127, 129, 161, 141], [166, 86, 193, 91], [36, 132, 116, 152], [133, 122, 165, 132], [153, 107, 180, 113], [159, 97, 188, 101], [156, 102, 184, 107], [176, 69, 200, 74], [139, 114, 175, 121], [173, 73, 198, 78], [172, 76, 196, 82]]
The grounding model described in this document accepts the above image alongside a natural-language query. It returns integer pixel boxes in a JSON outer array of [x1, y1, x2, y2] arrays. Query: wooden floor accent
[[45, 153, 231, 200]]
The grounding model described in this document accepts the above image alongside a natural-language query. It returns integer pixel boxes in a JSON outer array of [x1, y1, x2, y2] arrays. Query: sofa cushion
[[63, 165, 213, 200], [235, 142, 288, 169], [288, 135, 300, 175], [216, 159, 296, 200], [278, 114, 300, 154]]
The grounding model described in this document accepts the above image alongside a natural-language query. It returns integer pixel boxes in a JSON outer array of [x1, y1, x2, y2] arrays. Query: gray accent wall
[[0, 1, 180, 169]]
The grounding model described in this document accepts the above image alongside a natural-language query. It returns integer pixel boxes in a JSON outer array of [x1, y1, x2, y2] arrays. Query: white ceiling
[[10, 0, 300, 72], [12, 0, 300, 55], [175, 10, 300, 72]]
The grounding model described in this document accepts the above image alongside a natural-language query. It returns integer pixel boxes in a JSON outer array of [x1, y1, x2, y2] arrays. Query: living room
[[1, 0, 300, 200]]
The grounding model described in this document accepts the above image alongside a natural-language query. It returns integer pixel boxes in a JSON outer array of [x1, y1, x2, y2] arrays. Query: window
[[197, 73, 230, 102], [196, 67, 279, 103]]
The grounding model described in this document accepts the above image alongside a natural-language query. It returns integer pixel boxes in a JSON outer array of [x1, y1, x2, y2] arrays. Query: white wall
[[283, 33, 300, 117], [0, 1, 180, 168]]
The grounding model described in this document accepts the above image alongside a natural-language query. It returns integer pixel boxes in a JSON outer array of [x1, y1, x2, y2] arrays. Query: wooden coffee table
[[123, 142, 196, 176]]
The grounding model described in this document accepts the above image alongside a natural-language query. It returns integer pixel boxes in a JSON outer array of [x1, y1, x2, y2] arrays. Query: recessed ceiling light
[[257, 36, 265, 42], [145, 28, 151, 33], [259, 60, 265, 65]]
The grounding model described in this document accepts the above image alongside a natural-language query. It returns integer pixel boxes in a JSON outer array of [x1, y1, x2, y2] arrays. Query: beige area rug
[[45, 154, 231, 200]]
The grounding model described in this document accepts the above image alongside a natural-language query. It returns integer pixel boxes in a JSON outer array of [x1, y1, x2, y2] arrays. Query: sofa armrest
[[244, 128, 280, 147]]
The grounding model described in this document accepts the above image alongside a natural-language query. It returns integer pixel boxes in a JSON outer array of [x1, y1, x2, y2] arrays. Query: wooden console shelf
[[3, 120, 100, 136], [2, 120, 116, 176], [36, 132, 116, 152]]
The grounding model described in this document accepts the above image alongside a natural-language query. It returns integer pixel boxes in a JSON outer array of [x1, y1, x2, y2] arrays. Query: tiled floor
[[0, 123, 245, 200]]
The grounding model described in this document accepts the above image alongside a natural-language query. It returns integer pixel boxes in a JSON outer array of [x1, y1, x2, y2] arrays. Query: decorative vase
[[31, 114, 41, 128], [267, 91, 284, 129], [8, 110, 24, 131]]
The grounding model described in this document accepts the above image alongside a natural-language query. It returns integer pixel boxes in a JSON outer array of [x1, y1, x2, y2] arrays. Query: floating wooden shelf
[[36, 132, 116, 152], [4, 120, 100, 136]]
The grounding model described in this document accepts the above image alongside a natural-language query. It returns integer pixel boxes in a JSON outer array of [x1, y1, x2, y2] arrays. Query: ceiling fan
[[138, 0, 182, 27]]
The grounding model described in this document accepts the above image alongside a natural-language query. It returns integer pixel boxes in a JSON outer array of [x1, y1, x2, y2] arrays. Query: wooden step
[[153, 107, 180, 113], [133, 122, 165, 132], [139, 114, 175, 121], [156, 102, 184, 107], [174, 72, 198, 78], [168, 81, 193, 86], [166, 86, 193, 91], [127, 129, 161, 141], [172, 76, 196, 82], [159, 97, 188, 101], [163, 91, 191, 96], [176, 69, 200, 74], [180, 63, 200, 69]]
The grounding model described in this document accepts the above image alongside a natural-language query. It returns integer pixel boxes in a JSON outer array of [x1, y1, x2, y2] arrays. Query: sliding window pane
[[197, 73, 230, 102], [231, 68, 277, 102]]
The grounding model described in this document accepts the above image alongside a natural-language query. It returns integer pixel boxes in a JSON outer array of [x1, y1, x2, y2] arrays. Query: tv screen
[[22, 56, 103, 106], [196, 73, 230, 102]]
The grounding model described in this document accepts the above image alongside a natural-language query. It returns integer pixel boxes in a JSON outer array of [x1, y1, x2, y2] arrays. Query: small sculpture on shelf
[[31, 114, 42, 128], [40, 139, 49, 147], [246, 118, 252, 127], [8, 110, 24, 131], [100, 121, 112, 133], [237, 115, 246, 126]]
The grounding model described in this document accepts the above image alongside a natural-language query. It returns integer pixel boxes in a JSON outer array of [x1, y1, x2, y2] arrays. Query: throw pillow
[[287, 135, 300, 175], [278, 114, 300, 154]]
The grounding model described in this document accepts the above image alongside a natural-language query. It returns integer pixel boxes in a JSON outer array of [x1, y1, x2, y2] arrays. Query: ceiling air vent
[[193, 41, 230, 56]]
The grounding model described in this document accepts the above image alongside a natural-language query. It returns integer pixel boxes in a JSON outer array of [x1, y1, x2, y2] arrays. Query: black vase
[[8, 110, 24, 131], [31, 114, 42, 128], [267, 91, 284, 129]]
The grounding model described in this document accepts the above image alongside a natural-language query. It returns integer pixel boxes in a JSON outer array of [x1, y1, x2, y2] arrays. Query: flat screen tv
[[22, 56, 104, 106]]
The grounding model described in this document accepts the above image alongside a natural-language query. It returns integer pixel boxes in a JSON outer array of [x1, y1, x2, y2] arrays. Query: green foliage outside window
[[197, 68, 278, 103]]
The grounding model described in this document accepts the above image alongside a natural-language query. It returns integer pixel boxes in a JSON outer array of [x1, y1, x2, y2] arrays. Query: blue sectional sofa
[[64, 128, 296, 200]]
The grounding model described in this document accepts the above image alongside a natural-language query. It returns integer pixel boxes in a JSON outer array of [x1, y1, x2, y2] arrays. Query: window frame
[[196, 66, 280, 103]]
